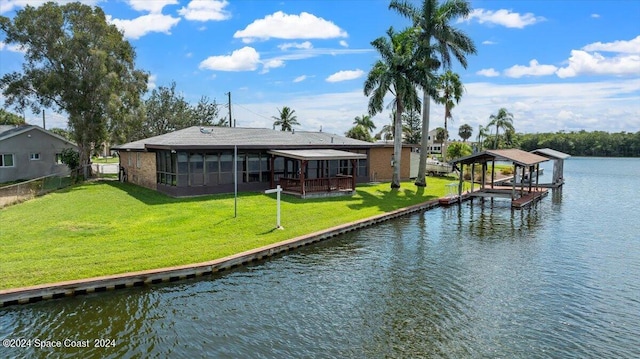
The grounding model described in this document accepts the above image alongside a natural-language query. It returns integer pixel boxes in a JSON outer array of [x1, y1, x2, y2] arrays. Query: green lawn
[[0, 178, 456, 289]]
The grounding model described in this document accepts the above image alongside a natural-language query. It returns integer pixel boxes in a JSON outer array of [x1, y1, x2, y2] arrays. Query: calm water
[[1, 157, 639, 358]]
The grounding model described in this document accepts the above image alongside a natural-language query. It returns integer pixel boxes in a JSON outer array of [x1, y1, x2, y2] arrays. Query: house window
[[136, 153, 141, 168], [55, 153, 63, 164], [30, 153, 41, 160], [0, 153, 15, 167]]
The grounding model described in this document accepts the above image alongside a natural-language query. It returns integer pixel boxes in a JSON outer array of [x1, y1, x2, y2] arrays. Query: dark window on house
[[156, 151, 177, 186], [30, 153, 41, 160], [0, 153, 15, 167], [55, 153, 63, 164], [189, 152, 204, 186]]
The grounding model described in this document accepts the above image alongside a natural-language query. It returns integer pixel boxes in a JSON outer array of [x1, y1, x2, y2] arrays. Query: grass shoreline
[[0, 178, 456, 290]]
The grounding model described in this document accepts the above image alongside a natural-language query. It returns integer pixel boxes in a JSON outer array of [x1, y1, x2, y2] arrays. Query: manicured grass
[[91, 156, 120, 164], [0, 178, 456, 289]]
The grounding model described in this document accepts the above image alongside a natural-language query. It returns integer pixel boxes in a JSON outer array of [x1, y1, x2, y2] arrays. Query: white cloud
[[127, 0, 177, 13], [178, 0, 231, 22], [199, 46, 260, 71], [293, 75, 307, 83], [107, 14, 180, 39], [278, 41, 313, 51], [147, 74, 157, 90], [326, 69, 364, 82], [482, 40, 497, 45], [261, 59, 285, 73], [582, 35, 640, 54], [476, 68, 500, 77], [556, 50, 640, 78], [0, 41, 26, 53], [465, 8, 544, 28], [234, 11, 348, 43], [339, 40, 349, 48], [504, 59, 558, 78], [591, 13, 600, 19]]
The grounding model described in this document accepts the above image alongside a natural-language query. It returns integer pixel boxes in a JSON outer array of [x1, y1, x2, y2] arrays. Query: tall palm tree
[[458, 123, 473, 142], [488, 107, 514, 149], [390, 0, 477, 187], [364, 27, 421, 189], [476, 124, 489, 151], [272, 106, 299, 132], [435, 70, 464, 161]]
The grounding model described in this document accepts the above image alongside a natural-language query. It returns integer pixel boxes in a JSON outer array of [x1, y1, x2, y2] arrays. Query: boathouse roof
[[453, 149, 549, 167], [531, 148, 571, 160]]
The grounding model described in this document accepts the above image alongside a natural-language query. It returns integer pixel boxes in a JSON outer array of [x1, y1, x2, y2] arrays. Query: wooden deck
[[467, 186, 548, 208]]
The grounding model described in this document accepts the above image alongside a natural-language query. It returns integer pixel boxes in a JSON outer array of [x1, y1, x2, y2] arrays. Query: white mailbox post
[[264, 185, 283, 229]]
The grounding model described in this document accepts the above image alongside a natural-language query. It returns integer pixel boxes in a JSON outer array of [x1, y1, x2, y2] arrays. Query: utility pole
[[42, 109, 46, 129], [227, 92, 233, 127]]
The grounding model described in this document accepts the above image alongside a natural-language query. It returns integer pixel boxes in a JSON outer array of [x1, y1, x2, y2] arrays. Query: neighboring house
[[0, 125, 78, 183], [425, 128, 443, 155], [113, 126, 412, 197]]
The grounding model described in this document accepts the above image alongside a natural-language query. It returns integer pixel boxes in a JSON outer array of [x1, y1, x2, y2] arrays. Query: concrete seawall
[[1, 197, 447, 307]]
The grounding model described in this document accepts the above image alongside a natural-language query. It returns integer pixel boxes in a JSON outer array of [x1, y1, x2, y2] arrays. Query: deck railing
[[279, 176, 353, 194]]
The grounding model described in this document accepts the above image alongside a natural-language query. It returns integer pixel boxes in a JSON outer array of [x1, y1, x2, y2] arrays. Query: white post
[[265, 185, 284, 229]]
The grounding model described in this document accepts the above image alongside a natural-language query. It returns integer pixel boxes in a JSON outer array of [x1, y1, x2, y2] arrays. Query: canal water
[[1, 157, 639, 358]]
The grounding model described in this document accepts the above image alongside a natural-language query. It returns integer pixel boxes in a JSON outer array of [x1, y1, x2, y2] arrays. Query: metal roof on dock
[[453, 149, 549, 166], [531, 148, 571, 160]]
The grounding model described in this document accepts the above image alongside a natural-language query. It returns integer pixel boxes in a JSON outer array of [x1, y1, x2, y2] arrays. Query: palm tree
[[488, 107, 514, 149], [458, 123, 473, 142], [476, 124, 489, 151], [364, 27, 421, 189], [435, 70, 464, 161], [345, 125, 374, 142], [390, 0, 477, 187], [272, 106, 299, 132], [353, 114, 376, 134]]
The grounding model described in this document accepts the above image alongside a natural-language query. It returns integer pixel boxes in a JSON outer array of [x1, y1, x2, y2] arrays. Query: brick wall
[[120, 152, 156, 190], [368, 146, 411, 182]]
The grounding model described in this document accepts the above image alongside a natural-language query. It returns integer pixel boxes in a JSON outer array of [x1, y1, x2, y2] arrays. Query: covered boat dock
[[530, 148, 570, 188], [451, 149, 550, 208]]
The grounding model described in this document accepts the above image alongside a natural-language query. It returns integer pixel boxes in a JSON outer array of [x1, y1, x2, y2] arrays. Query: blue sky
[[1, 0, 639, 139]]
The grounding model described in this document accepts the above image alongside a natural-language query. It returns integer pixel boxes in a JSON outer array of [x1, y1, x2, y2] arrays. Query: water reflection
[[2, 158, 640, 358]]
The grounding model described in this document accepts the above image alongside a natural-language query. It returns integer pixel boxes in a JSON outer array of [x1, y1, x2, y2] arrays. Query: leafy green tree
[[0, 2, 148, 171], [447, 142, 472, 160], [364, 27, 421, 188], [458, 123, 473, 142], [0, 109, 25, 125], [389, 0, 477, 187], [435, 70, 464, 160], [192, 96, 221, 126], [272, 106, 299, 132], [50, 127, 71, 140], [488, 107, 515, 149], [403, 108, 422, 144], [140, 82, 221, 138]]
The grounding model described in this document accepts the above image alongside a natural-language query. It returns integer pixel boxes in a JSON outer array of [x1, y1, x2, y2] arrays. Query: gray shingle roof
[[0, 124, 76, 146], [112, 126, 372, 151]]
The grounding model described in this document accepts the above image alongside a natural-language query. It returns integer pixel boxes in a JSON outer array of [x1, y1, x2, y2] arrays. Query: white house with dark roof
[[113, 126, 388, 197], [0, 125, 77, 183]]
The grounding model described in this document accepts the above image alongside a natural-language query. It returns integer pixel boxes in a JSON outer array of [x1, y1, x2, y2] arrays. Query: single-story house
[[112, 126, 412, 197], [0, 125, 78, 183]]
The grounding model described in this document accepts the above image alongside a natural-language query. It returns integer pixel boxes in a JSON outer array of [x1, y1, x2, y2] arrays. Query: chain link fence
[[0, 163, 119, 208]]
